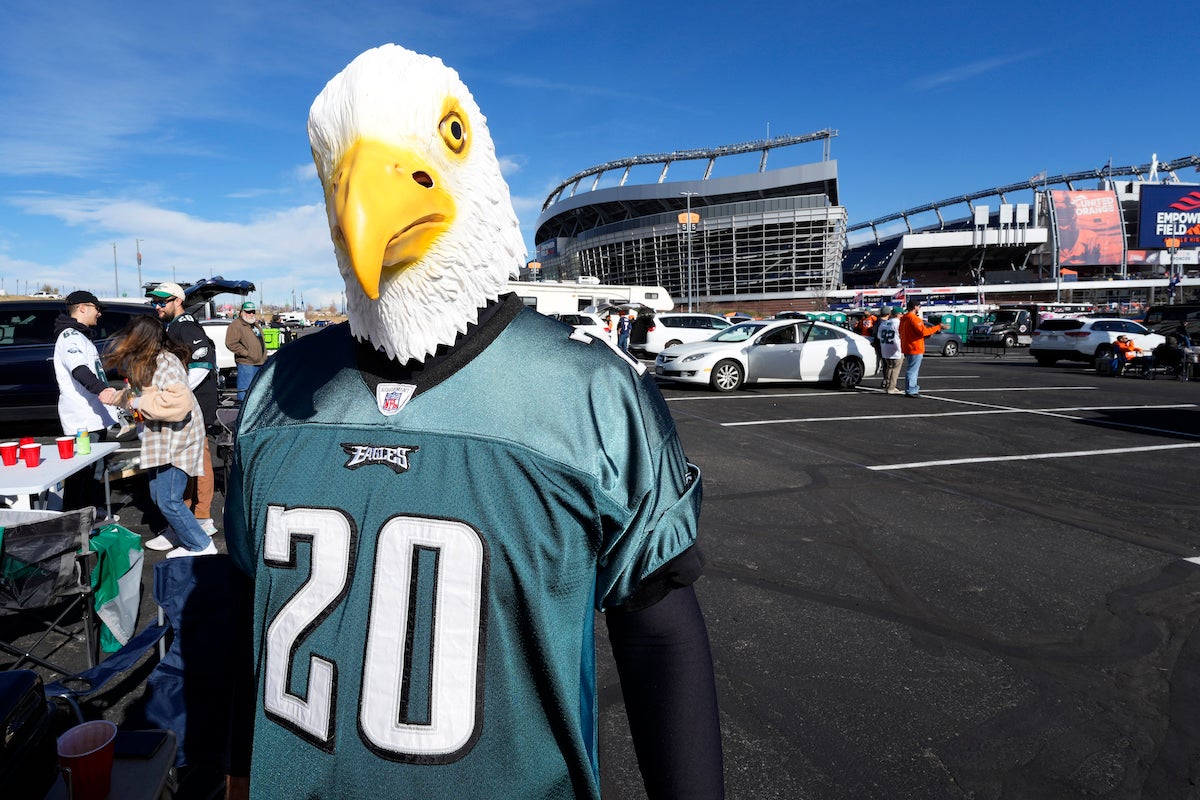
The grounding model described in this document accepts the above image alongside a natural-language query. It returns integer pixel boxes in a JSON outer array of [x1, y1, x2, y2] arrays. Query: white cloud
[[4, 193, 349, 306], [907, 50, 1042, 92]]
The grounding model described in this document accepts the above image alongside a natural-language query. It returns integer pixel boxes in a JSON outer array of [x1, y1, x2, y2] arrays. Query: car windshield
[[710, 322, 765, 343], [989, 310, 1021, 324]]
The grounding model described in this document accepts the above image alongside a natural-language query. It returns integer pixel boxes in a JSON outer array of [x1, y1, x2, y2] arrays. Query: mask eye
[[439, 110, 468, 155]]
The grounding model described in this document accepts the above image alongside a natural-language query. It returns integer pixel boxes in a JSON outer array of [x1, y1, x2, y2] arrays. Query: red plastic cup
[[57, 720, 117, 800], [19, 442, 41, 468], [19, 436, 35, 446], [56, 436, 76, 459], [0, 441, 16, 466]]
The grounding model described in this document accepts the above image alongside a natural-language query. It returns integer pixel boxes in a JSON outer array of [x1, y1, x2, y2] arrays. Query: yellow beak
[[331, 137, 456, 299]]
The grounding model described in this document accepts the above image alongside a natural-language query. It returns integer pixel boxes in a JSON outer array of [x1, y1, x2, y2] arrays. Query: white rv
[[506, 280, 673, 316]]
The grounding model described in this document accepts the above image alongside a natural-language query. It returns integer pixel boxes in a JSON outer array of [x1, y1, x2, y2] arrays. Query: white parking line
[[890, 386, 1098, 393], [721, 403, 1196, 427], [869, 442, 1200, 471], [667, 391, 852, 402]]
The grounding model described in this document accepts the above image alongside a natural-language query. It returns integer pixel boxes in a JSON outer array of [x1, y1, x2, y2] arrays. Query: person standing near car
[[149, 281, 220, 537], [876, 307, 903, 394], [53, 290, 119, 510], [225, 301, 266, 402], [899, 299, 941, 398], [617, 308, 634, 354]]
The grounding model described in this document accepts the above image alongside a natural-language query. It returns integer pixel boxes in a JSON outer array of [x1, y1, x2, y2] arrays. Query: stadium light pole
[[680, 192, 699, 312]]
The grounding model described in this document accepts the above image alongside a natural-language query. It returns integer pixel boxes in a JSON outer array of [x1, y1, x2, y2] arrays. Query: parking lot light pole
[[1166, 237, 1181, 305], [680, 192, 698, 312]]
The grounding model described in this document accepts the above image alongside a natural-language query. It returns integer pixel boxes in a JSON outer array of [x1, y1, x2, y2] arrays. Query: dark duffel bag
[[0, 669, 58, 798]]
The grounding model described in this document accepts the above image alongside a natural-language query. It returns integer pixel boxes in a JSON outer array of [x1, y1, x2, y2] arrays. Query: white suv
[[633, 312, 731, 356], [1030, 317, 1165, 367]]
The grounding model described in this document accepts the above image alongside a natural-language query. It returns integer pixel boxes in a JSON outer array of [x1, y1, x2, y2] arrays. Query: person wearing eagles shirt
[[148, 281, 220, 538]]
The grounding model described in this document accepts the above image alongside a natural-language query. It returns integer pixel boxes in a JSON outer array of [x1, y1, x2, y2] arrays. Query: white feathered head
[[309, 44, 526, 362]]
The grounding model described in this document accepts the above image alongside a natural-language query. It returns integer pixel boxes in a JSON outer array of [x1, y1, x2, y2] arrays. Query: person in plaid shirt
[[106, 315, 217, 558]]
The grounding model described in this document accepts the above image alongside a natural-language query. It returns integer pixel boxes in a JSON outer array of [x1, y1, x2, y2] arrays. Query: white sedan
[[654, 318, 878, 392]]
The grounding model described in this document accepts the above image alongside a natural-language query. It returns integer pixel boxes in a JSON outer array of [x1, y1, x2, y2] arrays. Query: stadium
[[531, 135, 1200, 315]]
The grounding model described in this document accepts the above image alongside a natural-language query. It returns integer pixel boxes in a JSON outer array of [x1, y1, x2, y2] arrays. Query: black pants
[[61, 428, 110, 511]]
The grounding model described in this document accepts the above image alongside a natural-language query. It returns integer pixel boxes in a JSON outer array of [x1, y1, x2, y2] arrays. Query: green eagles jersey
[[225, 297, 701, 799]]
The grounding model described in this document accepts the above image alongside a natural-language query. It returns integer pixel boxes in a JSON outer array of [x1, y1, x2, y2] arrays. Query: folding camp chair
[[213, 405, 240, 494], [0, 507, 100, 674], [43, 614, 171, 725]]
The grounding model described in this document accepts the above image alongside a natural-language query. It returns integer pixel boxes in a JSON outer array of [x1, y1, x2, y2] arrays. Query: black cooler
[[0, 669, 59, 798]]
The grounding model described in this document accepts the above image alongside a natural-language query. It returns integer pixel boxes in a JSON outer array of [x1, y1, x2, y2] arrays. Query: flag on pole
[[136, 246, 142, 266], [893, 287, 907, 305], [1029, 170, 1046, 184]]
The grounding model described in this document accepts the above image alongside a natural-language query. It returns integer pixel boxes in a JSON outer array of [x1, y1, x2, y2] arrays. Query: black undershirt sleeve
[[71, 364, 109, 396], [606, 583, 725, 799]]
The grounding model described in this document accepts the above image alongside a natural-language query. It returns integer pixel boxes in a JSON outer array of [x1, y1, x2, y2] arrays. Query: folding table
[[0, 442, 119, 516]]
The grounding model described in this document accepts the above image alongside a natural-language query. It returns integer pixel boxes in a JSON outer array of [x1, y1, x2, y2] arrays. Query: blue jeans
[[236, 363, 261, 403], [148, 465, 210, 551], [903, 353, 924, 395]]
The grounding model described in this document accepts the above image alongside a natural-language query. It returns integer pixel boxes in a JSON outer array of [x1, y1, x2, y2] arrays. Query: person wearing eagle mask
[[223, 45, 723, 800]]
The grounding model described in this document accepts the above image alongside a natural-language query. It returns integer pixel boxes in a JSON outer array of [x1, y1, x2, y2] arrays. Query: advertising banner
[[1137, 185, 1200, 249], [1051, 190, 1124, 266]]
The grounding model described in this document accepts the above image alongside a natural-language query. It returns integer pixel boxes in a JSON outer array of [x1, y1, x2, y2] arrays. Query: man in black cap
[[148, 281, 221, 537], [53, 290, 119, 509]]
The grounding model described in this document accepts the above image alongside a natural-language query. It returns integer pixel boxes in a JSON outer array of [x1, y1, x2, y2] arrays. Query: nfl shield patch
[[376, 382, 416, 416]]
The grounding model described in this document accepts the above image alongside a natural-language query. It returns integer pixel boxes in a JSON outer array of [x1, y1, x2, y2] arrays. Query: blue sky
[[1, 0, 1194, 309]]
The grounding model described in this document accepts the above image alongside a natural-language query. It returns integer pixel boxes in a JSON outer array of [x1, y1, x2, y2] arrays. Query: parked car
[[1030, 317, 1165, 368], [632, 312, 731, 356], [925, 327, 964, 357], [30, 290, 62, 299], [0, 299, 157, 422], [0, 277, 254, 422], [553, 312, 610, 336], [654, 318, 878, 392], [197, 318, 238, 388]]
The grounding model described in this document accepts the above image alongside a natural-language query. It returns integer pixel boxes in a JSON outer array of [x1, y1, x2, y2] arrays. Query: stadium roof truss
[[540, 130, 838, 212]]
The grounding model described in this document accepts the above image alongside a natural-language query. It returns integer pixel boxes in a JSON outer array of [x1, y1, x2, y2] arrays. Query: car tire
[[710, 360, 744, 392], [1035, 354, 1057, 367], [1002, 334, 1017, 348], [665, 339, 682, 350], [942, 340, 960, 357], [832, 358, 864, 390]]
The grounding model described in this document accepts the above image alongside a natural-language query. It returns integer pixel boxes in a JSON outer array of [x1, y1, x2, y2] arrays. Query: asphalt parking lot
[[598, 352, 1200, 799], [5, 350, 1200, 799]]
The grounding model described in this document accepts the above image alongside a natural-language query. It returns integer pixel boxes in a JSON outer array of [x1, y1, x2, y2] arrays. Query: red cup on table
[[0, 441, 17, 466], [19, 436, 35, 446], [19, 442, 41, 468], [56, 435, 75, 458], [57, 720, 118, 800]]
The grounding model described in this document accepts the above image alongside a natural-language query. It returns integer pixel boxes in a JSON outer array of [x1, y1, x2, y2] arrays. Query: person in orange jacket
[[855, 311, 877, 336], [1112, 335, 1146, 376], [898, 299, 941, 397]]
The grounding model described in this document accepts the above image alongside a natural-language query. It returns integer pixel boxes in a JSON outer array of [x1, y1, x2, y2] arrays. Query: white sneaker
[[165, 540, 218, 559], [198, 518, 218, 536], [145, 534, 174, 551]]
